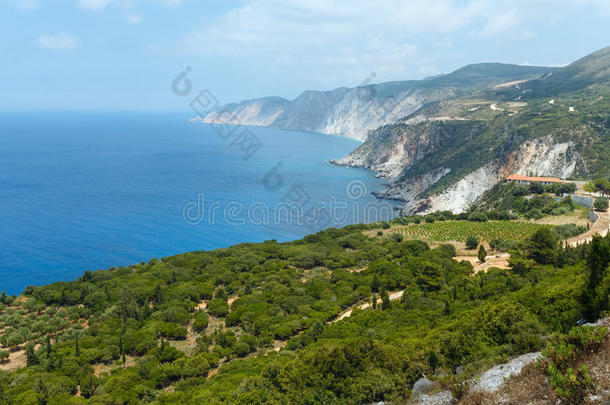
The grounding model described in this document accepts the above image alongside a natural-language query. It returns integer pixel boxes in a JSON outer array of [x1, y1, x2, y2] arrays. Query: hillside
[[334, 46, 610, 214], [200, 64, 553, 141], [1, 215, 610, 404]]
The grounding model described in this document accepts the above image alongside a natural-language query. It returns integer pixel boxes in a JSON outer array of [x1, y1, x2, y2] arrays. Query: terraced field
[[396, 220, 552, 242]]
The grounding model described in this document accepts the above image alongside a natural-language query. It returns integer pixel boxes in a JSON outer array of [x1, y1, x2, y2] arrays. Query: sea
[[0, 112, 396, 295]]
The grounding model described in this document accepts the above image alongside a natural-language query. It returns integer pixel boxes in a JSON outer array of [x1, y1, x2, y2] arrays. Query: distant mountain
[[201, 64, 554, 141], [334, 46, 610, 214]]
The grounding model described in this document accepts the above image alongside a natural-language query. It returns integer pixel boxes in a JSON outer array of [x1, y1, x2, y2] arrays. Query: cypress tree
[[478, 245, 487, 263], [26, 343, 39, 366], [46, 335, 52, 358], [371, 274, 380, 293], [381, 288, 391, 310]]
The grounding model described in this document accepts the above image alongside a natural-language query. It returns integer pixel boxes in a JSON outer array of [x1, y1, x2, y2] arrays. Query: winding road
[[567, 209, 610, 247]]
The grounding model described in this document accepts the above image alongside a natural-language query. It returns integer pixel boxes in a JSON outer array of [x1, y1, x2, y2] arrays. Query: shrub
[[208, 299, 229, 318], [525, 208, 544, 220], [467, 212, 488, 222], [593, 197, 609, 212], [553, 224, 587, 239], [192, 311, 209, 333], [466, 236, 479, 250], [539, 327, 607, 403], [390, 233, 404, 243], [489, 238, 517, 252]]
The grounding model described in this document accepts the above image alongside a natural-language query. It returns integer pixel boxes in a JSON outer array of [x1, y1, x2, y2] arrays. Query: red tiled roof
[[505, 174, 565, 183]]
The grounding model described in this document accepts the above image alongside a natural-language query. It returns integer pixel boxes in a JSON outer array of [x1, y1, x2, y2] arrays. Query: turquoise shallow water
[[0, 112, 396, 294]]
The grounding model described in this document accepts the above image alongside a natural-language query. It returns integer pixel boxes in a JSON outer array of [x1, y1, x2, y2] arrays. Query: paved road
[[567, 209, 610, 247]]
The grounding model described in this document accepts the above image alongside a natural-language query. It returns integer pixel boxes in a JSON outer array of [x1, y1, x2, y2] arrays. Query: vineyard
[[395, 220, 552, 242]]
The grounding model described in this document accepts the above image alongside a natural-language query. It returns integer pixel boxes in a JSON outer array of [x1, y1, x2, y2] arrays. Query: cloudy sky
[[1, 0, 609, 110]]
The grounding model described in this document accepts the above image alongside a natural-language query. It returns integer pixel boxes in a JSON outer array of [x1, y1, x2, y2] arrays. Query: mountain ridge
[[201, 63, 554, 141]]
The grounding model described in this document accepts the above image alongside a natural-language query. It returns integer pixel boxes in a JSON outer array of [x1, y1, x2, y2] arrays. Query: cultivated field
[[392, 221, 552, 242]]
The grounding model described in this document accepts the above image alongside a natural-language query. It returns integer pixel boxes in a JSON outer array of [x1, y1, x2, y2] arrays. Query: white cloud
[[35, 33, 78, 50], [179, 0, 610, 86], [180, 0, 486, 83]]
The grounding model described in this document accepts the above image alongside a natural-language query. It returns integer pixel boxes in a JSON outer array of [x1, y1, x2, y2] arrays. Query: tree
[[74, 335, 80, 357], [0, 350, 9, 362], [371, 274, 381, 293], [583, 181, 597, 193], [593, 178, 610, 195], [587, 236, 610, 289], [593, 197, 609, 212], [478, 245, 487, 263], [466, 236, 479, 250], [381, 289, 391, 310], [526, 228, 558, 265], [529, 182, 545, 194], [26, 343, 39, 366], [46, 335, 52, 358]]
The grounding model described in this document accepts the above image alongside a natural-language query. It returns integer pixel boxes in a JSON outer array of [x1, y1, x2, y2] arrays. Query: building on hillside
[[505, 174, 565, 185]]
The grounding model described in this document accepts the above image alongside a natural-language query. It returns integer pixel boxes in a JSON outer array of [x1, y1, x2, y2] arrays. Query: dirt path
[[567, 210, 610, 247], [331, 290, 405, 323], [455, 253, 510, 274]]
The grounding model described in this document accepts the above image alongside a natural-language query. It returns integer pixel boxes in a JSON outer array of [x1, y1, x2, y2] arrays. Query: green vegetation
[[583, 178, 610, 195], [396, 220, 550, 243], [538, 326, 608, 403], [478, 245, 487, 263], [479, 182, 579, 219], [0, 220, 608, 404], [466, 235, 479, 250], [386, 47, 610, 198], [594, 197, 609, 212]]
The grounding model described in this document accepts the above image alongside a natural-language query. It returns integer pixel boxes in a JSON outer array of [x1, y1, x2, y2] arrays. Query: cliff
[[201, 64, 554, 141]]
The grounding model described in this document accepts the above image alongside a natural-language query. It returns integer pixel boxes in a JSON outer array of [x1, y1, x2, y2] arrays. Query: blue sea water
[[0, 112, 396, 295]]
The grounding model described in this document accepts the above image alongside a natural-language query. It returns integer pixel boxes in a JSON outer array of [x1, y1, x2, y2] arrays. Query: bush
[[553, 224, 587, 239], [465, 236, 479, 250], [593, 197, 609, 212], [208, 299, 229, 318], [467, 212, 488, 222], [539, 327, 607, 403], [489, 238, 517, 252], [192, 311, 209, 333], [525, 208, 544, 220], [390, 233, 404, 243]]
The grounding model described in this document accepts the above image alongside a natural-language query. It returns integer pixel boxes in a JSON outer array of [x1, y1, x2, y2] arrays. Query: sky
[[1, 0, 609, 111]]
